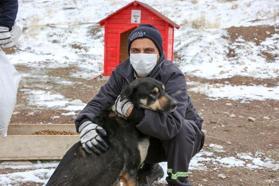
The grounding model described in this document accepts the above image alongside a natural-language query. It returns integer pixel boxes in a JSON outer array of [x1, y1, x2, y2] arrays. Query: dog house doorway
[[120, 27, 136, 63]]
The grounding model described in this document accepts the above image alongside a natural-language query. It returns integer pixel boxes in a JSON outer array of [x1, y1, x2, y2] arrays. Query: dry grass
[[46, 66, 79, 77], [231, 3, 238, 9], [71, 43, 88, 51], [1, 47, 17, 54], [261, 51, 276, 62], [89, 25, 103, 40], [191, 16, 220, 29], [191, 0, 199, 4], [33, 130, 76, 135]]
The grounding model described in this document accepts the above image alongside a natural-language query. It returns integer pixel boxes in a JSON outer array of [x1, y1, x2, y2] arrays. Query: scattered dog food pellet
[[33, 130, 76, 135], [248, 117, 256, 122]]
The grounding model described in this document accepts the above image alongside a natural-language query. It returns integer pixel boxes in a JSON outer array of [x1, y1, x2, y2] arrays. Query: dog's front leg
[[118, 171, 137, 186]]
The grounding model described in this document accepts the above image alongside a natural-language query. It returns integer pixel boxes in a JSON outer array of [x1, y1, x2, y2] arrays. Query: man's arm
[[137, 65, 203, 140], [0, 0, 18, 29], [74, 70, 123, 131], [135, 71, 189, 140]]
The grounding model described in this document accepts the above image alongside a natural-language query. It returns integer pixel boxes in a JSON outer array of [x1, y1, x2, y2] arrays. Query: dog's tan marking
[[119, 172, 137, 186], [139, 98, 148, 106], [158, 96, 169, 109], [138, 138, 150, 164], [141, 96, 171, 111], [148, 100, 161, 111]]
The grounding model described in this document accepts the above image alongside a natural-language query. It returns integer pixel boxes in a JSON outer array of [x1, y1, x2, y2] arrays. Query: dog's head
[[121, 78, 176, 112]]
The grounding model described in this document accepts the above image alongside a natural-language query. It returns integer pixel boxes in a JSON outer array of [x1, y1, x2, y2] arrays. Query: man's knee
[[171, 122, 197, 147], [168, 121, 204, 157]]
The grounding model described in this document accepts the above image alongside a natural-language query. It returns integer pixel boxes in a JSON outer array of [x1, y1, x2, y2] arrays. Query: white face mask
[[129, 53, 158, 77]]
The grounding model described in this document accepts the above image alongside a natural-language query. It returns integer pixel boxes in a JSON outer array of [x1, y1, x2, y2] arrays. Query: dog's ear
[[121, 85, 132, 98], [121, 79, 140, 98]]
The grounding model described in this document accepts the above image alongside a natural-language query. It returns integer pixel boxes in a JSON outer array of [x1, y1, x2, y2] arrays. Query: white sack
[[0, 50, 21, 137]]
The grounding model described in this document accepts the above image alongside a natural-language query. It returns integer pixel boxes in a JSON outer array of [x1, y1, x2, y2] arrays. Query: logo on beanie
[[129, 31, 146, 41]]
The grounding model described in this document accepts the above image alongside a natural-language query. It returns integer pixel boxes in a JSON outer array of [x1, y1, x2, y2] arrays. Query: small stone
[[224, 112, 230, 116], [210, 120, 218, 124], [263, 116, 270, 120], [226, 102, 233, 106], [27, 112, 35, 116], [226, 141, 232, 145], [248, 117, 256, 122], [230, 114, 236, 118], [218, 173, 227, 179], [202, 178, 208, 182], [238, 115, 244, 118], [274, 107, 279, 111], [51, 115, 60, 119]]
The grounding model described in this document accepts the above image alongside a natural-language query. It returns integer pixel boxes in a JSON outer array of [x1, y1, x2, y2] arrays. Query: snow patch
[[23, 89, 86, 111], [216, 157, 246, 167], [177, 30, 279, 79], [189, 83, 279, 101]]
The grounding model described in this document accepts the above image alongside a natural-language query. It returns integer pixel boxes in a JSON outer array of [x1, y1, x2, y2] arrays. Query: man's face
[[130, 38, 159, 58]]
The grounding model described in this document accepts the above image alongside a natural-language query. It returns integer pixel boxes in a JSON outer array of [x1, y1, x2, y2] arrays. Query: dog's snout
[[158, 94, 177, 112]]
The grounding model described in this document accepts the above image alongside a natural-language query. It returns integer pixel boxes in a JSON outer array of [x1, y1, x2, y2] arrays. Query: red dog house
[[99, 0, 180, 76]]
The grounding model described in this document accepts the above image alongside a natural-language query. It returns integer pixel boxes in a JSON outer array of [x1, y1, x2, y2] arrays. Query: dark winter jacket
[[0, 0, 18, 29], [75, 58, 203, 140]]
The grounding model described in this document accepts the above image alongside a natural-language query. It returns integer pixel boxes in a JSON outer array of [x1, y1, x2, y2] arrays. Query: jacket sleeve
[[74, 70, 123, 131], [136, 70, 191, 140], [0, 0, 18, 29]]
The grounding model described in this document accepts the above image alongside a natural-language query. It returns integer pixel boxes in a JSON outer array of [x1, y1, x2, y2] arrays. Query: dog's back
[[47, 142, 119, 186]]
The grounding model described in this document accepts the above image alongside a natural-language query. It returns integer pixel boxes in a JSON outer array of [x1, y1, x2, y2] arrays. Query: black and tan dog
[[46, 77, 176, 186]]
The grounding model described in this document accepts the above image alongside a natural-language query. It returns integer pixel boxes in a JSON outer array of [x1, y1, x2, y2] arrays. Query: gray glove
[[112, 95, 133, 118], [78, 121, 109, 155], [0, 25, 21, 48]]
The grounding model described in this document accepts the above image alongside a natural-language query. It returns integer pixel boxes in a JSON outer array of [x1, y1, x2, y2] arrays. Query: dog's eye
[[151, 90, 159, 97], [150, 87, 160, 99]]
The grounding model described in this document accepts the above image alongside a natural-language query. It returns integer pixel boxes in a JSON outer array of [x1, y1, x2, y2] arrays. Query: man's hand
[[0, 25, 21, 48], [0, 26, 14, 48], [112, 95, 134, 118], [79, 121, 109, 155]]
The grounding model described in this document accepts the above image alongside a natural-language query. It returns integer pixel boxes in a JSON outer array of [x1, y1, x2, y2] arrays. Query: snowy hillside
[[8, 0, 279, 102]]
